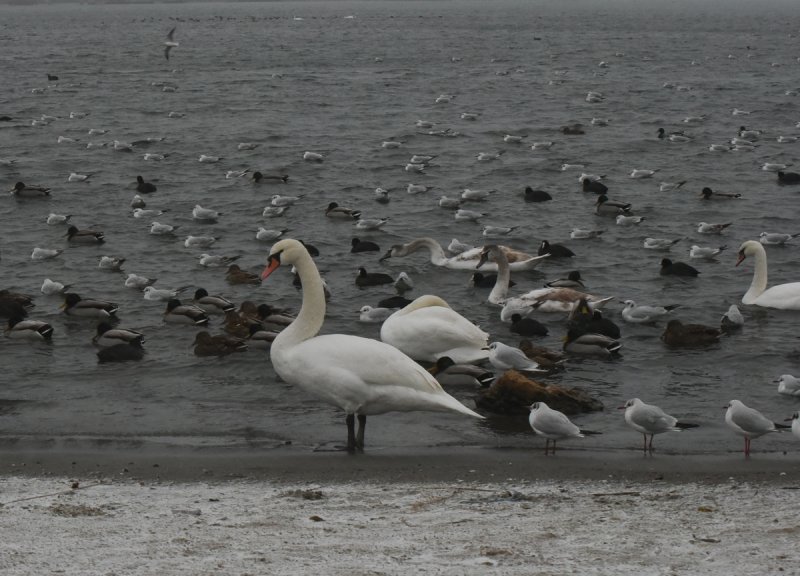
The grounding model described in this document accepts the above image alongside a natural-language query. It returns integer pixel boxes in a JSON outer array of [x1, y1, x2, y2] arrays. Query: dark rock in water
[[97, 343, 145, 363], [476, 370, 603, 415]]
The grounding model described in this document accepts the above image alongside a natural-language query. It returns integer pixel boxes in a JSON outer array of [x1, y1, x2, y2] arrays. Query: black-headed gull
[[621, 398, 698, 452], [529, 401, 600, 455], [725, 399, 790, 457]]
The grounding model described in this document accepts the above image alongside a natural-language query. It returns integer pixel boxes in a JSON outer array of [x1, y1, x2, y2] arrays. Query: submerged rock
[[476, 370, 603, 416]]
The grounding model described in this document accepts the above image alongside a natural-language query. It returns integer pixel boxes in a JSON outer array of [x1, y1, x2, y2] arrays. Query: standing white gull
[[621, 398, 697, 453], [725, 399, 789, 457]]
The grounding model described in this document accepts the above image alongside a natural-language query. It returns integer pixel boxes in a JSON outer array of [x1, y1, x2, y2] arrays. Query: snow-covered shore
[[2, 474, 799, 575]]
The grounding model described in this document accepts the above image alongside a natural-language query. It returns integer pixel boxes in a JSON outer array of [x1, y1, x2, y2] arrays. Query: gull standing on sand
[[164, 27, 179, 60], [621, 398, 698, 453], [529, 402, 599, 455], [725, 400, 789, 457]]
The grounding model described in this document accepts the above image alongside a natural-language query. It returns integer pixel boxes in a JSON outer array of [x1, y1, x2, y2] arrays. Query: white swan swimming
[[379, 237, 548, 272], [380, 295, 489, 364], [477, 245, 612, 320], [261, 239, 482, 452], [736, 240, 800, 310]]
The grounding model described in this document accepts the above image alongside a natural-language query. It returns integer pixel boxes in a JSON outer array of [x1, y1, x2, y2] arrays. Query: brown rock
[[476, 370, 603, 416]]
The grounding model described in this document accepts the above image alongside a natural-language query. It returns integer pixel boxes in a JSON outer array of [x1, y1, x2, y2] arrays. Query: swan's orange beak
[[261, 257, 280, 281], [735, 252, 745, 267]]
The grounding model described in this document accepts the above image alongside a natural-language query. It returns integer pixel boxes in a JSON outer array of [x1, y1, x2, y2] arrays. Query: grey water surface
[[1, 0, 799, 458]]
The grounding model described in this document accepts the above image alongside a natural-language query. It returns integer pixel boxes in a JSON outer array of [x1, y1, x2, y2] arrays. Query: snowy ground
[[1, 475, 799, 575]]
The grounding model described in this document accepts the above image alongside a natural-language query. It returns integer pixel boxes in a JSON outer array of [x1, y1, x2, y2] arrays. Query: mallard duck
[[193, 288, 235, 314], [62, 293, 118, 318], [9, 181, 50, 197], [325, 202, 361, 220], [6, 315, 53, 340], [563, 329, 621, 357], [568, 299, 620, 339], [193, 331, 247, 356], [0, 289, 35, 309], [226, 264, 260, 285], [66, 225, 105, 243], [661, 319, 720, 347], [164, 299, 208, 325], [595, 195, 631, 216], [93, 322, 144, 347], [223, 309, 253, 338], [429, 356, 495, 388], [545, 271, 584, 289], [247, 323, 278, 350]]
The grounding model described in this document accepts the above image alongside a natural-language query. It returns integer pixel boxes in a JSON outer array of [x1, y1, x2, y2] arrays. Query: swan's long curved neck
[[400, 238, 448, 266], [276, 252, 326, 347], [744, 249, 768, 303], [487, 248, 510, 304]]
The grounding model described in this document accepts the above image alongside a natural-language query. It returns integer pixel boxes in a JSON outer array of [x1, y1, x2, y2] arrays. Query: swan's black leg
[[346, 413, 357, 453], [356, 414, 366, 452]]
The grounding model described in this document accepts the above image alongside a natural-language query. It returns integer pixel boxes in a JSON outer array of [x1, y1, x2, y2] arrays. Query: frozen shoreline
[[2, 473, 799, 575]]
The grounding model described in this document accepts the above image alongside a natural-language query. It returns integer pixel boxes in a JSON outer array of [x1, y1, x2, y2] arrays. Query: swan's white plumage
[[382, 237, 547, 271], [478, 245, 611, 318], [737, 240, 800, 310], [380, 295, 489, 364], [265, 239, 482, 421]]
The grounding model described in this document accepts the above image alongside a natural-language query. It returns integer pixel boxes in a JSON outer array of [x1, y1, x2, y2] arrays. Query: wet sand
[[2, 444, 799, 484]]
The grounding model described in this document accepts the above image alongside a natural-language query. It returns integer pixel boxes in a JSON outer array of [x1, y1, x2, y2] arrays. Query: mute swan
[[261, 239, 482, 452], [477, 245, 612, 320], [380, 237, 548, 272], [380, 295, 490, 364], [736, 240, 800, 310]]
